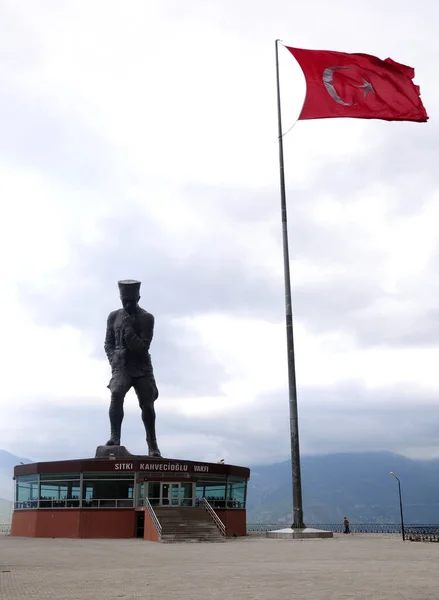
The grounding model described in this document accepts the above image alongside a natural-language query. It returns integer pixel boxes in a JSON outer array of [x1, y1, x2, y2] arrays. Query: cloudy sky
[[1, 0, 438, 466]]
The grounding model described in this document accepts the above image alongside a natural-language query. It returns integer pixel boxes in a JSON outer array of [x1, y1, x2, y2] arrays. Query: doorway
[[142, 481, 195, 507], [135, 511, 145, 538]]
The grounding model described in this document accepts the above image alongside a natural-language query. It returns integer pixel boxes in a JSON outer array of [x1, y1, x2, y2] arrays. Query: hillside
[[2, 449, 439, 525], [0, 498, 12, 523], [247, 452, 439, 524], [0, 449, 32, 500]]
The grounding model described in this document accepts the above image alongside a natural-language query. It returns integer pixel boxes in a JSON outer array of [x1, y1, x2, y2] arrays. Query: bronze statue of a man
[[104, 280, 161, 457]]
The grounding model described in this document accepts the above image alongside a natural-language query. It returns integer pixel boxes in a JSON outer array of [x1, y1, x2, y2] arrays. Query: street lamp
[[390, 472, 405, 541]]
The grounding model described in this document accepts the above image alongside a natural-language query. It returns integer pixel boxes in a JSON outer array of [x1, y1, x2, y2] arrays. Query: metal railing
[[81, 499, 134, 508], [405, 526, 439, 542], [14, 499, 134, 509], [4, 519, 439, 540], [247, 523, 439, 534], [144, 498, 162, 537], [137, 497, 195, 508], [14, 501, 39, 509], [247, 523, 404, 534], [202, 497, 226, 536]]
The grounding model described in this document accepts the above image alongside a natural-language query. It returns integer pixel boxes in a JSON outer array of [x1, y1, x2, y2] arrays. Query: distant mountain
[[2, 449, 439, 525], [0, 498, 13, 523], [247, 452, 439, 524], [0, 449, 32, 500]]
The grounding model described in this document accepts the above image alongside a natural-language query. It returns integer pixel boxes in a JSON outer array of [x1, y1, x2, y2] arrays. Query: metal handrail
[[201, 497, 226, 536], [15, 499, 134, 509], [82, 499, 134, 508], [144, 497, 162, 537], [247, 523, 439, 534]]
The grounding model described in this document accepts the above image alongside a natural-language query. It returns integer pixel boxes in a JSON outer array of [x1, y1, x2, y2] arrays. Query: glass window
[[147, 481, 161, 506], [180, 482, 194, 507], [40, 473, 80, 481], [227, 478, 246, 508], [82, 479, 134, 508], [83, 473, 134, 480], [195, 481, 226, 508], [16, 474, 38, 482], [15, 477, 38, 509], [193, 474, 227, 482], [137, 482, 145, 507], [161, 483, 170, 506], [40, 480, 81, 508]]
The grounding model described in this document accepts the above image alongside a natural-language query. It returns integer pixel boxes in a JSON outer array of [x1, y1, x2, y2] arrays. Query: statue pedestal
[[95, 445, 133, 459]]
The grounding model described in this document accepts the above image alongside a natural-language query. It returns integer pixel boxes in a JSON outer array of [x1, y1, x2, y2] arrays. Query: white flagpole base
[[266, 527, 333, 539]]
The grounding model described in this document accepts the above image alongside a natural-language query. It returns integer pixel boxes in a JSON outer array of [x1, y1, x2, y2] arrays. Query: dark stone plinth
[[95, 445, 134, 459]]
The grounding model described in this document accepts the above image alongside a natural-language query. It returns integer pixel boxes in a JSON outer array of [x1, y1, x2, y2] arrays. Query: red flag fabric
[[286, 47, 428, 122]]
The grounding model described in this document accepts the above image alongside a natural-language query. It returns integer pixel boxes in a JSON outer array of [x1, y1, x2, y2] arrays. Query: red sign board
[[14, 457, 250, 479]]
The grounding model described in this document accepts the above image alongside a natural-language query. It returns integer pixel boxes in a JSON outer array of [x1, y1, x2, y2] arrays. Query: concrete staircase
[[154, 507, 225, 543]]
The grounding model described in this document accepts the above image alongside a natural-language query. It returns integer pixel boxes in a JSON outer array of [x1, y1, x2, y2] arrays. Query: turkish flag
[[286, 47, 428, 122]]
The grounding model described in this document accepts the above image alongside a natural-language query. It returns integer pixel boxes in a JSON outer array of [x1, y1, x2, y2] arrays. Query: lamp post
[[390, 472, 405, 541]]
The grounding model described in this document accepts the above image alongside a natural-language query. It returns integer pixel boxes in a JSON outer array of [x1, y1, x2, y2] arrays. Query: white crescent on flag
[[323, 66, 375, 106]]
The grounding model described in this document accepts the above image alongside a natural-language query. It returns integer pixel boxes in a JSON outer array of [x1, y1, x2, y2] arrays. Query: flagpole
[[275, 38, 305, 529]]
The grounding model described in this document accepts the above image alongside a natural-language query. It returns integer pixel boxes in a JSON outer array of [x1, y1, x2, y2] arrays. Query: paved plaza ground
[[1, 533, 438, 599]]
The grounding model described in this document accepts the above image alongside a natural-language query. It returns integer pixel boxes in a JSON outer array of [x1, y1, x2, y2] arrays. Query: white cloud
[[0, 0, 438, 465], [185, 313, 439, 392]]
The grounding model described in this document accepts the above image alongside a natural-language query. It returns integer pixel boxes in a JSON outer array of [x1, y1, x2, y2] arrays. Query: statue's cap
[[118, 280, 141, 297]]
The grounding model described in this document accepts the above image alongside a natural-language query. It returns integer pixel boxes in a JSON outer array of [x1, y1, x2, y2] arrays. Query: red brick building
[[11, 457, 250, 541]]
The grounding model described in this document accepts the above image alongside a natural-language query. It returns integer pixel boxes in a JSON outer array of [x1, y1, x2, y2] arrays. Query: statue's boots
[[106, 425, 121, 446], [105, 436, 120, 446], [106, 400, 122, 446], [147, 435, 162, 457]]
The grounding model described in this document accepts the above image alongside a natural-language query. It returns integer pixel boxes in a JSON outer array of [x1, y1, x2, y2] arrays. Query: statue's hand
[[122, 312, 135, 332]]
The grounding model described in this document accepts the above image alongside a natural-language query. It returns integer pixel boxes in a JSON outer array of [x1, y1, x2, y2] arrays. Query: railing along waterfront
[[3, 521, 439, 539], [405, 525, 439, 542], [247, 523, 439, 534]]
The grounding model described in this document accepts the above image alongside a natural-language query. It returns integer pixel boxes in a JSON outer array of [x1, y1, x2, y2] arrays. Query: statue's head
[[118, 279, 141, 315]]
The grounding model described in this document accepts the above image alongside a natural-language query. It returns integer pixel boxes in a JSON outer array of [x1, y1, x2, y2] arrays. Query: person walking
[[343, 516, 350, 534]]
